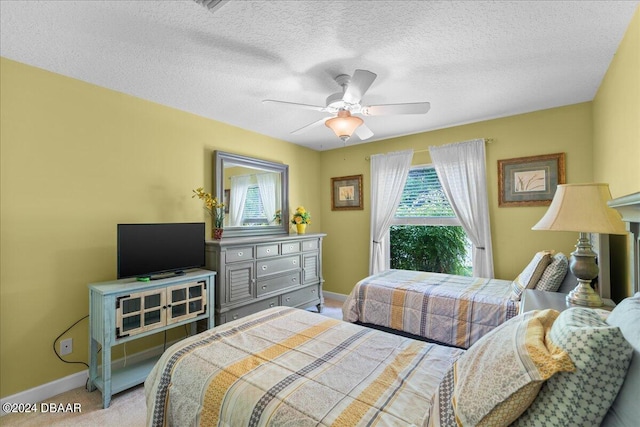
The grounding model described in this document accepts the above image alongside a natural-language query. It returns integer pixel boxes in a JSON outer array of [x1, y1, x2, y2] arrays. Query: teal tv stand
[[87, 269, 216, 408]]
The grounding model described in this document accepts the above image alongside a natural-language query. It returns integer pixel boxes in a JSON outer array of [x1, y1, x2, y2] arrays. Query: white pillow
[[511, 251, 553, 301]]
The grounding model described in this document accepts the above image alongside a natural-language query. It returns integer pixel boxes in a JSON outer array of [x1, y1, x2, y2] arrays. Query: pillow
[[428, 309, 574, 427], [601, 293, 640, 427], [511, 251, 554, 301], [535, 252, 568, 292], [514, 307, 634, 427]]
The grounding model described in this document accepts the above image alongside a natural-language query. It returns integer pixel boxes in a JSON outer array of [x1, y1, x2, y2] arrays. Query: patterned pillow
[[535, 252, 569, 292], [602, 293, 640, 426], [511, 251, 554, 301], [513, 308, 634, 426], [428, 309, 574, 427]]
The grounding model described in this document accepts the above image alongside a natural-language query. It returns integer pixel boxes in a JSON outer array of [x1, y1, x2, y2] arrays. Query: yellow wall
[[593, 6, 640, 298], [0, 58, 321, 397], [319, 104, 594, 295], [593, 7, 639, 197]]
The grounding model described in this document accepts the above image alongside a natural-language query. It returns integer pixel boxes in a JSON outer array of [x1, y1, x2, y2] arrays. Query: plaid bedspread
[[343, 269, 520, 349], [145, 306, 463, 427]]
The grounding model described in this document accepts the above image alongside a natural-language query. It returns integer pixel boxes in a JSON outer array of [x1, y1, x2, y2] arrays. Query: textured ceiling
[[1, 1, 638, 151]]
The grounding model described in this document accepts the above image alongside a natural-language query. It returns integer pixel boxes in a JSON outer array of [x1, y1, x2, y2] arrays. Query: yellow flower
[[192, 188, 225, 228], [291, 206, 311, 225], [272, 209, 282, 225]]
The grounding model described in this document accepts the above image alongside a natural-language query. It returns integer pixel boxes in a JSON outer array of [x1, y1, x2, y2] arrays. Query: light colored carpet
[[1, 298, 344, 427]]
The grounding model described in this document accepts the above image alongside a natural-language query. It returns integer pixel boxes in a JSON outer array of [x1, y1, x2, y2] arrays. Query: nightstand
[[521, 289, 615, 313]]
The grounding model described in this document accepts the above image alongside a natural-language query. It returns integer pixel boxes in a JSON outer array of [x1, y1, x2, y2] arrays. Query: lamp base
[[566, 280, 604, 307], [566, 232, 603, 307]]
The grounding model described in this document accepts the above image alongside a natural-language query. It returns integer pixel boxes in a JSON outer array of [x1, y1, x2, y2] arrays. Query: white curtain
[[369, 149, 414, 275], [429, 139, 494, 278], [229, 175, 250, 227], [256, 172, 278, 224]]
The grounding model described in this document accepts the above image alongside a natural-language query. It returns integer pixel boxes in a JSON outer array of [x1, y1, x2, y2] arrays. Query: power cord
[[52, 314, 89, 369], [52, 314, 91, 390], [53, 315, 191, 392]]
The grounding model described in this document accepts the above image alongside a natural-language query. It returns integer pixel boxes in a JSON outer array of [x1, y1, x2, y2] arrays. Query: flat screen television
[[117, 222, 205, 280]]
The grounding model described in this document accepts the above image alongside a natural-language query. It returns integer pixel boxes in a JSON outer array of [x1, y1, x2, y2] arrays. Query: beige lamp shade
[[532, 183, 626, 234], [325, 110, 363, 141]]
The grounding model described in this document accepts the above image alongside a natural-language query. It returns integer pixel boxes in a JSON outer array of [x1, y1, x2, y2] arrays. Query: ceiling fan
[[263, 69, 431, 142]]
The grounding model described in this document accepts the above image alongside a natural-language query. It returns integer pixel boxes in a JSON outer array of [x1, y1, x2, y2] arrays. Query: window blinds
[[395, 167, 455, 218]]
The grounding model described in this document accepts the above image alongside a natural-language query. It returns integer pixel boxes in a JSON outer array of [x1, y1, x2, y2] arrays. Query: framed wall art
[[331, 174, 363, 210], [498, 152, 565, 207]]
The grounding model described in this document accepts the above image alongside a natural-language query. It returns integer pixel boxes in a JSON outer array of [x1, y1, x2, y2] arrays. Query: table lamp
[[532, 183, 627, 306]]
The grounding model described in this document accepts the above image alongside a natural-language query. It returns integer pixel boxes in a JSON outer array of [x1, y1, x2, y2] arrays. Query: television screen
[[117, 222, 205, 279]]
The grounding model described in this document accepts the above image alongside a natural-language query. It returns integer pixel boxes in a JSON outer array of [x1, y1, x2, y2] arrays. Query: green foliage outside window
[[390, 225, 471, 276]]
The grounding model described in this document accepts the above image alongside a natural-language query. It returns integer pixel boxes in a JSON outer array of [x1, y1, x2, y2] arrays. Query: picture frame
[[331, 175, 363, 210], [498, 152, 565, 207]]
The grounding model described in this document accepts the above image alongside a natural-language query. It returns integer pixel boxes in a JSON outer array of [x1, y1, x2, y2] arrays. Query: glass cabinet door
[[166, 281, 207, 325], [116, 289, 166, 338]]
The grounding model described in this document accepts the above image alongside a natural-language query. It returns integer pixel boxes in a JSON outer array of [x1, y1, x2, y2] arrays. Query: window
[[394, 166, 459, 225], [242, 185, 269, 225], [391, 166, 472, 275]]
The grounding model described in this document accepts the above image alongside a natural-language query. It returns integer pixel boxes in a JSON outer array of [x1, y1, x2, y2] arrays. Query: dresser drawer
[[224, 297, 278, 322], [225, 247, 254, 263], [281, 242, 301, 254], [257, 272, 301, 296], [302, 239, 319, 251], [257, 255, 300, 277], [281, 285, 320, 307], [256, 244, 279, 258]]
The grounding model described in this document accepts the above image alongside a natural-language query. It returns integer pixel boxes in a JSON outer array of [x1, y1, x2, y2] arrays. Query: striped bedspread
[[343, 269, 520, 349], [145, 306, 463, 427]]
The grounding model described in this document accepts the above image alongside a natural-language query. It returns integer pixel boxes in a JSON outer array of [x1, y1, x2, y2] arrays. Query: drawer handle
[[266, 248, 271, 253], [269, 302, 275, 307], [291, 278, 297, 283], [237, 251, 243, 257], [286, 297, 290, 302], [311, 289, 316, 293], [292, 260, 297, 265], [233, 314, 239, 320], [262, 265, 268, 270], [262, 285, 267, 290]]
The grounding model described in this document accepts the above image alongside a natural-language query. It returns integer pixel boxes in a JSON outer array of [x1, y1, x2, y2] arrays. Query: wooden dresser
[[205, 233, 325, 325]]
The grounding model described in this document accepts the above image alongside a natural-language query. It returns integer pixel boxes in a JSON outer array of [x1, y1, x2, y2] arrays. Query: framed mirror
[[214, 151, 289, 237]]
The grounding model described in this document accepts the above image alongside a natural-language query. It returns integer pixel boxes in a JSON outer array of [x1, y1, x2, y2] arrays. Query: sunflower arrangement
[[273, 209, 282, 225], [291, 206, 311, 225], [192, 187, 225, 228]]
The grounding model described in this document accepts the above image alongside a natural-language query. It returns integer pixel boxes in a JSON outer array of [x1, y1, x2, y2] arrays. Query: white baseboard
[[0, 370, 88, 416], [0, 339, 181, 416], [323, 290, 348, 302]]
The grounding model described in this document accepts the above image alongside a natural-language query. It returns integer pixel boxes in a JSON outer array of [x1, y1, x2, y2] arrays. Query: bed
[[342, 251, 571, 348], [145, 306, 464, 426], [145, 294, 640, 427]]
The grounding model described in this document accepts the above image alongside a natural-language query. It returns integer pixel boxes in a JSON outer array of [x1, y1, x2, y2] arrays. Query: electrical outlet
[[60, 338, 73, 356]]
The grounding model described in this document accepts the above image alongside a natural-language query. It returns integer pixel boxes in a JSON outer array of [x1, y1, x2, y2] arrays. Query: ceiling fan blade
[[355, 123, 374, 141], [262, 99, 327, 112], [342, 69, 377, 104], [290, 117, 329, 135], [362, 102, 431, 116], [194, 0, 230, 12]]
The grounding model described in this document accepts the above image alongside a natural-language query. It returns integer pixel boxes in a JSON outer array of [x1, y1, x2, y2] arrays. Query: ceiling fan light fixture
[[325, 110, 363, 142]]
